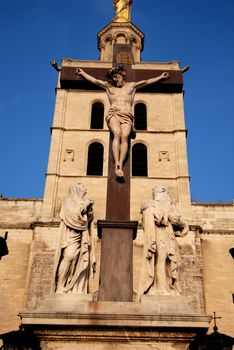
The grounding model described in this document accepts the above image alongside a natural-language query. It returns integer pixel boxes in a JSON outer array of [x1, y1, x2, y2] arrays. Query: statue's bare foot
[[115, 164, 124, 177]]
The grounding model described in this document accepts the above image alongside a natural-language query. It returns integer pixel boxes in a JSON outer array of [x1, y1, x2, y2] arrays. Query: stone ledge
[[15, 327, 208, 344], [192, 201, 234, 207], [0, 221, 60, 229], [20, 297, 210, 329], [201, 230, 234, 235], [20, 313, 211, 329]]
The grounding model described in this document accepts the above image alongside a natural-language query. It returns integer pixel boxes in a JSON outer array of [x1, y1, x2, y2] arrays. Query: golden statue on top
[[113, 0, 132, 22]]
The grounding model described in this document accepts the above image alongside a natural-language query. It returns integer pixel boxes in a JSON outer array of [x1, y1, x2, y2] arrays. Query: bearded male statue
[[138, 186, 189, 298]]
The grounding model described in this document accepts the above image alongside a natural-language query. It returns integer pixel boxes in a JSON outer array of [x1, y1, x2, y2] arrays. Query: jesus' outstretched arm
[[134, 72, 169, 89], [76, 68, 107, 89]]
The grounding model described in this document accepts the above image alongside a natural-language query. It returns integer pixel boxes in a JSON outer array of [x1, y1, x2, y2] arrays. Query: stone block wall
[[0, 199, 42, 333], [192, 202, 234, 336], [0, 198, 42, 226], [192, 202, 234, 230], [201, 232, 234, 336], [1, 199, 234, 338], [0, 228, 33, 334]]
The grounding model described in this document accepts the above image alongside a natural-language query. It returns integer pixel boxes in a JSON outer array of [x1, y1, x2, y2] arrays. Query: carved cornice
[[45, 173, 108, 178], [0, 223, 33, 230], [44, 173, 190, 181], [98, 21, 144, 39], [31, 221, 60, 228], [20, 300, 210, 331], [192, 201, 234, 207], [0, 198, 42, 202], [201, 230, 234, 235], [50, 126, 187, 134], [0, 221, 60, 230], [97, 220, 138, 239]]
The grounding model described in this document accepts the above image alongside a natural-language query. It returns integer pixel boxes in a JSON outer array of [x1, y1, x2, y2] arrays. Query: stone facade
[[1, 15, 234, 350], [1, 201, 233, 339], [42, 59, 191, 222]]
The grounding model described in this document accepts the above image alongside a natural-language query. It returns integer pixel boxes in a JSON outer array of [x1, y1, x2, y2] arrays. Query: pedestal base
[[140, 294, 194, 314], [20, 298, 211, 350], [97, 220, 138, 302]]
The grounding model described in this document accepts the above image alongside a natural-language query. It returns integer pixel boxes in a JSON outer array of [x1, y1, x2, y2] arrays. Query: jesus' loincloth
[[106, 107, 136, 139]]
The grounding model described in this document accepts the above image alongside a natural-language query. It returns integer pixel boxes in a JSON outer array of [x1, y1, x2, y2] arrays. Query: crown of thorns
[[107, 65, 126, 81]]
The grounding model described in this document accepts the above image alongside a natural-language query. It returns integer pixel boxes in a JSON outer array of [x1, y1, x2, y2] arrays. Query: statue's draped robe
[[138, 200, 188, 297], [55, 194, 96, 294]]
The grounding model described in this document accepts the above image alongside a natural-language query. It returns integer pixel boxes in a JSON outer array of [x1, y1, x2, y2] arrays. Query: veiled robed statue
[[54, 183, 96, 294]]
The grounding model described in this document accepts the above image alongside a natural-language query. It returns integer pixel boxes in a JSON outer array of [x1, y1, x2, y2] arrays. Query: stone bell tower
[[98, 21, 144, 62], [41, 12, 191, 223], [19, 2, 211, 349]]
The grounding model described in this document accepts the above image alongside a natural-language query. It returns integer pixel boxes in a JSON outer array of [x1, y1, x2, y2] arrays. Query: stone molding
[[20, 299, 210, 330], [97, 21, 144, 51], [51, 126, 188, 134], [1, 222, 232, 236], [201, 230, 234, 235], [0, 221, 60, 230], [192, 201, 234, 207], [97, 220, 138, 239], [0, 198, 43, 202], [20, 312, 211, 329], [44, 173, 190, 180]]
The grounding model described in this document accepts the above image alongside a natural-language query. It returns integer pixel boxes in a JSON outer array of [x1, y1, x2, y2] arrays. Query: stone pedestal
[[97, 220, 137, 301], [20, 297, 210, 350]]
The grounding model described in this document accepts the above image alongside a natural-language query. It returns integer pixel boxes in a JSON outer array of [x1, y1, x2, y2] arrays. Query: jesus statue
[[76, 65, 169, 177]]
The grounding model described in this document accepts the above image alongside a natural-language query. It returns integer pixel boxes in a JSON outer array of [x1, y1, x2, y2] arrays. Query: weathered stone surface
[[0, 229, 33, 333], [0, 198, 42, 225], [20, 298, 210, 350], [138, 186, 189, 298], [54, 183, 95, 295]]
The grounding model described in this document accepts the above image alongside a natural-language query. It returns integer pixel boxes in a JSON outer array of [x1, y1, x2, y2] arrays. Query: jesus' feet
[[115, 164, 124, 177]]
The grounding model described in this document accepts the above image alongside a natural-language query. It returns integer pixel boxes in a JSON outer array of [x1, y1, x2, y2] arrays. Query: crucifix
[[76, 68, 168, 178], [76, 51, 169, 301], [74, 0, 169, 301], [78, 64, 168, 301], [211, 311, 221, 332]]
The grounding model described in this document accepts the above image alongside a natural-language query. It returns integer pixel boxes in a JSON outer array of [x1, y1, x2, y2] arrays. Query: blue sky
[[0, 0, 233, 202]]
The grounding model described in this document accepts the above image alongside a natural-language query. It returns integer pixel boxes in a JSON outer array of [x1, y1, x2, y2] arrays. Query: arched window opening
[[229, 248, 234, 259], [132, 143, 148, 176], [134, 103, 147, 130], [90, 102, 104, 129], [87, 142, 104, 176]]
